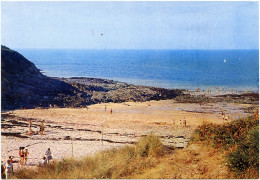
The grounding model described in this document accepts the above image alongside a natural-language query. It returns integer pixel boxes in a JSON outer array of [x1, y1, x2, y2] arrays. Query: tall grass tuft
[[12, 134, 165, 179], [135, 134, 163, 157]]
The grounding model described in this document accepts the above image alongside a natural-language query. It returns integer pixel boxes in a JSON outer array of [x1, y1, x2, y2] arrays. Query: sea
[[17, 49, 259, 92]]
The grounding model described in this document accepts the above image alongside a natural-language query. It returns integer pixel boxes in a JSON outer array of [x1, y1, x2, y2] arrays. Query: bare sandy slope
[[1, 100, 253, 170]]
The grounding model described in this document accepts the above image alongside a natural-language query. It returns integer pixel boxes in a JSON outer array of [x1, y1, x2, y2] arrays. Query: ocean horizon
[[17, 48, 259, 92]]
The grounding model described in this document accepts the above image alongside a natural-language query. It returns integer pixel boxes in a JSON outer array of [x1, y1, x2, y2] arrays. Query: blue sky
[[1, 1, 259, 49]]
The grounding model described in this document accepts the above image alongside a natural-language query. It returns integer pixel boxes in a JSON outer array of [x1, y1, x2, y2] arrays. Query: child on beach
[[110, 108, 113, 114], [42, 157, 47, 166]]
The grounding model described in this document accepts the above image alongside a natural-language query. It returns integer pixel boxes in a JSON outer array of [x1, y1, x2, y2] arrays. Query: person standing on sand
[[19, 147, 25, 165], [110, 108, 113, 114], [184, 119, 187, 127], [6, 160, 13, 178], [105, 105, 107, 111], [18, 147, 22, 164], [24, 149, 29, 164], [45, 148, 52, 164], [40, 121, 45, 135]]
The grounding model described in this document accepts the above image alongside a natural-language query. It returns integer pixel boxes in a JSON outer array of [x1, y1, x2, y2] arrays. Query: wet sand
[[1, 100, 255, 170]]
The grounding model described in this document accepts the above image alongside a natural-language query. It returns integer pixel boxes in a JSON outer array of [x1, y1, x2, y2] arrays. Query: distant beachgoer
[[45, 148, 52, 163], [224, 116, 229, 122], [6, 160, 13, 178], [40, 121, 45, 135], [105, 105, 107, 111], [19, 147, 22, 164], [29, 120, 32, 128], [19, 147, 25, 165], [42, 157, 47, 166], [221, 112, 225, 122], [179, 120, 182, 125], [110, 108, 113, 114], [184, 119, 187, 127], [24, 149, 29, 164]]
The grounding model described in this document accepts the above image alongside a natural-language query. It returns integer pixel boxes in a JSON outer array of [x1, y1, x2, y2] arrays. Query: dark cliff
[[1, 46, 183, 110], [1, 45, 79, 109]]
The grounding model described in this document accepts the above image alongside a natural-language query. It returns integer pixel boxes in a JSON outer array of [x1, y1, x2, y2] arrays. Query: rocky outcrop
[[1, 46, 183, 110], [58, 77, 183, 104]]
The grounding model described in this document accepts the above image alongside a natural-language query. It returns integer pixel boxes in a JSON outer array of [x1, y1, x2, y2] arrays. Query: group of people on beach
[[104, 105, 113, 114], [28, 120, 45, 135], [221, 111, 229, 123], [172, 119, 187, 126], [19, 147, 29, 165], [42, 148, 53, 166], [1, 148, 53, 179]]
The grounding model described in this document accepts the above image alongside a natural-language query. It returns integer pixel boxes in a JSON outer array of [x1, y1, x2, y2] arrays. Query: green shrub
[[192, 114, 259, 179], [193, 115, 259, 149], [227, 127, 259, 178]]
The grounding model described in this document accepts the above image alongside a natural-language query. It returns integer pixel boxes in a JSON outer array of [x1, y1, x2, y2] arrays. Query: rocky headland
[[1, 45, 183, 110]]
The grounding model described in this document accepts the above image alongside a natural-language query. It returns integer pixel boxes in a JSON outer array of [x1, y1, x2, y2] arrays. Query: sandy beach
[[1, 99, 255, 171]]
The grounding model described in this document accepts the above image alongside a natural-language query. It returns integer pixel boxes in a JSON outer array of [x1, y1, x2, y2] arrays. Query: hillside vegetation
[[192, 110, 259, 179], [12, 110, 259, 179]]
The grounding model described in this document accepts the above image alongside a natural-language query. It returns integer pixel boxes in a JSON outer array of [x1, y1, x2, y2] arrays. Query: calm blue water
[[17, 49, 259, 91]]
